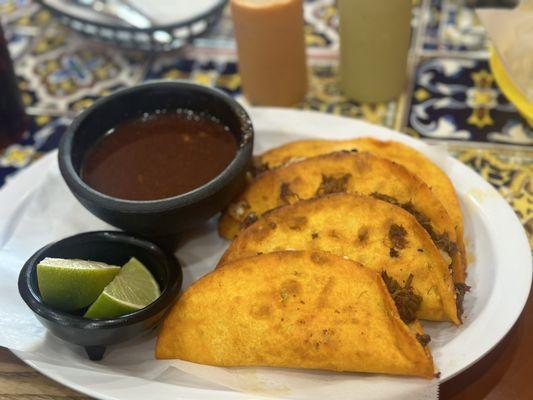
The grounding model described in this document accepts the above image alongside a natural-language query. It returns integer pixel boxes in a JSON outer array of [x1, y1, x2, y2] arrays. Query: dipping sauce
[[81, 111, 237, 201]]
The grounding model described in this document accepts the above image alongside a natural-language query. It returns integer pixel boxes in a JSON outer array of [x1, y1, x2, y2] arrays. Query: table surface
[[0, 0, 531, 399]]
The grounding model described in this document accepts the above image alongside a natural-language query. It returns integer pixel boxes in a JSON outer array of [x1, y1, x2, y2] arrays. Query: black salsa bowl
[[58, 80, 254, 238]]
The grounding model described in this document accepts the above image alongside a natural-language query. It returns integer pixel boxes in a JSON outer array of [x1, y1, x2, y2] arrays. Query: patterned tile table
[[0, 1, 531, 399]]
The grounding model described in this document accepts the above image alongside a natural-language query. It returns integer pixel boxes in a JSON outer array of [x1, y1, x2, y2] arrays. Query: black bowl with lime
[[18, 231, 182, 361]]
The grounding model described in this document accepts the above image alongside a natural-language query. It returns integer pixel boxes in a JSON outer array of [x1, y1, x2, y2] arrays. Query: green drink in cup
[[338, 0, 413, 103]]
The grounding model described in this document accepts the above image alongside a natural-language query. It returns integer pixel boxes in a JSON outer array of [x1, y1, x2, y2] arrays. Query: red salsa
[[81, 111, 237, 201]]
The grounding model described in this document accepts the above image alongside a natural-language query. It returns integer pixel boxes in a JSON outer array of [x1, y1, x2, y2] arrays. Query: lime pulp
[[84, 257, 161, 319]]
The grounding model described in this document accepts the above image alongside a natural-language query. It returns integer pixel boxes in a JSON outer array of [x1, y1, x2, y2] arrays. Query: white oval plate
[[1, 108, 530, 400]]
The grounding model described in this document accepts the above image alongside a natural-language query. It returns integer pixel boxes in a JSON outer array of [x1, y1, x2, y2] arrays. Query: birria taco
[[255, 137, 467, 280], [219, 151, 465, 291], [156, 250, 436, 378], [220, 193, 460, 324]]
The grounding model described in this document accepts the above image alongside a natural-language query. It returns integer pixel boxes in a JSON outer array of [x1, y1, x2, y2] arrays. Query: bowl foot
[[85, 345, 106, 361]]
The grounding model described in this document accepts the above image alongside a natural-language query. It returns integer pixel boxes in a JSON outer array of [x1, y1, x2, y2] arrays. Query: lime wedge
[[37, 258, 121, 311], [84, 257, 160, 319]]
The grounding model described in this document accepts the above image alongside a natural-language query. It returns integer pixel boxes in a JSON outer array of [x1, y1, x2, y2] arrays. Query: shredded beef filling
[[434, 232, 458, 255], [316, 174, 351, 196], [402, 201, 458, 256], [401, 201, 431, 229], [455, 282, 470, 320], [241, 212, 258, 228], [416, 333, 431, 347], [389, 224, 408, 249], [372, 193, 458, 257], [371, 192, 400, 206], [381, 272, 422, 324], [279, 182, 300, 204], [388, 224, 407, 258]]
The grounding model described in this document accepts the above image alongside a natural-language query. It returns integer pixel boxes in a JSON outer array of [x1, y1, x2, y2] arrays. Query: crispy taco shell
[[220, 193, 460, 324], [156, 250, 436, 378], [220, 151, 465, 284], [257, 137, 465, 269]]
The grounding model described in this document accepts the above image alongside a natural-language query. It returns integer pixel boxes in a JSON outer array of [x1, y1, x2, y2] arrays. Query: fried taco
[[220, 193, 461, 324], [220, 150, 465, 285], [156, 250, 436, 378], [256, 137, 466, 273]]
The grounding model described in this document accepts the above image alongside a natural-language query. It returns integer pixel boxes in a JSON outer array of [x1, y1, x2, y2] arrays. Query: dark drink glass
[[0, 24, 27, 149]]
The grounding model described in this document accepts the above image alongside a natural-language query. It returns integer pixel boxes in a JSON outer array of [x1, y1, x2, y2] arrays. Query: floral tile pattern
[[303, 0, 338, 49], [0, 114, 70, 186], [301, 65, 398, 127], [146, 58, 397, 128], [422, 0, 489, 52], [407, 57, 532, 145], [5, 28, 32, 60], [14, 25, 148, 114], [1, 0, 36, 23], [452, 147, 533, 247]]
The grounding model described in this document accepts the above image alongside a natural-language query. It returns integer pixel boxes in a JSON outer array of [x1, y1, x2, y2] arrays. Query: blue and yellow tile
[[301, 64, 397, 127], [422, 0, 489, 52], [0, 114, 70, 186], [145, 57, 397, 128], [13, 32, 147, 114], [406, 57, 532, 145], [4, 27, 33, 61], [452, 147, 533, 246]]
